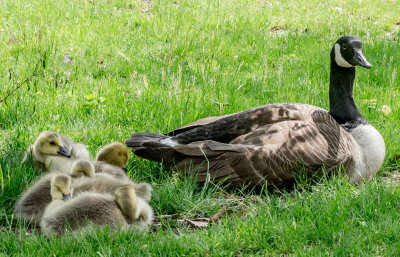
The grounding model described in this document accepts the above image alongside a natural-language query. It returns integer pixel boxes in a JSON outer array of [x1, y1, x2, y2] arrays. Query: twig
[[211, 207, 233, 222], [209, 99, 230, 107], [0, 67, 42, 104], [368, 120, 385, 128]]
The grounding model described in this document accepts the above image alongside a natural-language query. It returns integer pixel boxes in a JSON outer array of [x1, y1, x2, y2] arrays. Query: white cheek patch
[[334, 43, 354, 68]]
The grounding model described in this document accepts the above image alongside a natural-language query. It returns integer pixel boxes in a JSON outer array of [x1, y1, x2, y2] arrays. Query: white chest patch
[[334, 44, 354, 68], [349, 124, 385, 181]]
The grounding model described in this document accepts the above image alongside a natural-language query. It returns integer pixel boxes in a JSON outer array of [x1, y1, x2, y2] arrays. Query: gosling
[[13, 159, 92, 225], [22, 131, 91, 173], [13, 173, 72, 226], [42, 174, 73, 217], [41, 185, 153, 236], [115, 185, 153, 230], [94, 142, 130, 181], [95, 142, 129, 169], [13, 158, 150, 227], [72, 160, 152, 203]]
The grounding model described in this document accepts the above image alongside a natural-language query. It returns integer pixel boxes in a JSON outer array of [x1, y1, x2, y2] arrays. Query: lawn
[[1, 0, 400, 255]]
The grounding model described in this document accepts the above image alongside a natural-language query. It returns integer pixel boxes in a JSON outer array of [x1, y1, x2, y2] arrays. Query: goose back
[[171, 104, 360, 186]]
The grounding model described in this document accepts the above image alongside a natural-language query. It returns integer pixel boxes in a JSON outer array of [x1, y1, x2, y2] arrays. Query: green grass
[[1, 0, 400, 255]]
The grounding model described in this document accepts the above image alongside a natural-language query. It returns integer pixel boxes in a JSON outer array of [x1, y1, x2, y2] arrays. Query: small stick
[[0, 67, 42, 104], [368, 120, 385, 128]]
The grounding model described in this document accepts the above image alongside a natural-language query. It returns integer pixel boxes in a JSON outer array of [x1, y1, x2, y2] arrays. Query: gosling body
[[72, 159, 152, 202], [14, 173, 72, 226], [41, 186, 152, 235], [14, 173, 55, 225], [41, 192, 128, 236]]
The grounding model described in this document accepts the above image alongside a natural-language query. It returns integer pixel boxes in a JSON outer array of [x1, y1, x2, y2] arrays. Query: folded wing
[[126, 104, 356, 186]]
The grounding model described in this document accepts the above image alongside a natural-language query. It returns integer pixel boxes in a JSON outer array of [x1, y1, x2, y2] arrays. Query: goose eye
[[342, 43, 347, 50]]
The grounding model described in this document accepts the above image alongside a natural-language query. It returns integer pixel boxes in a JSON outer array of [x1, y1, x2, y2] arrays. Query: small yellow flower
[[85, 94, 97, 101], [380, 105, 392, 116], [362, 99, 377, 108]]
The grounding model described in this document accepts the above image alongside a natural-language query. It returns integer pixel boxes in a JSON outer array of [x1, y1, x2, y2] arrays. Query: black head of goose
[[126, 36, 385, 186]]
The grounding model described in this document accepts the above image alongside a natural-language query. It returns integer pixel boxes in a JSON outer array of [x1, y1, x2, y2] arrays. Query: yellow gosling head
[[96, 142, 129, 169], [50, 174, 72, 201], [35, 131, 71, 158], [70, 160, 95, 178]]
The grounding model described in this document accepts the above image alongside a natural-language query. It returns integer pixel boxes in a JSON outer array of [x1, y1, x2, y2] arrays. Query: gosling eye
[[50, 141, 56, 146]]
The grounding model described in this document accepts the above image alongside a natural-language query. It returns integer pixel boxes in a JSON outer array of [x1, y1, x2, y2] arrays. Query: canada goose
[[96, 142, 129, 169], [87, 142, 131, 181], [126, 36, 385, 186], [14, 160, 92, 226], [70, 159, 95, 178], [50, 173, 73, 200], [41, 174, 73, 218], [72, 159, 152, 202], [22, 131, 91, 173], [13, 173, 72, 225], [40, 185, 152, 235], [115, 185, 153, 230], [94, 142, 131, 181]]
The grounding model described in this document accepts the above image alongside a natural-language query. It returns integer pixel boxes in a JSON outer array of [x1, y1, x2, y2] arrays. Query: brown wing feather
[[174, 110, 355, 187], [169, 103, 325, 144], [167, 114, 233, 136], [126, 104, 356, 187]]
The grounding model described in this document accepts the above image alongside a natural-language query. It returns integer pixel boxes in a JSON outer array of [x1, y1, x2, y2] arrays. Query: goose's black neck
[[328, 50, 366, 129]]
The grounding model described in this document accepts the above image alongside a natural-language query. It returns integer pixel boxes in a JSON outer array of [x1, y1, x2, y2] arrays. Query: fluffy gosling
[[95, 142, 129, 169], [13, 173, 72, 226], [22, 131, 91, 173], [72, 159, 152, 202], [41, 185, 151, 236], [115, 185, 153, 230], [94, 142, 130, 181]]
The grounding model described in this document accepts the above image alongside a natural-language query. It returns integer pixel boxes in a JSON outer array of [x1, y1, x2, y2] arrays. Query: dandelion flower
[[381, 105, 392, 116]]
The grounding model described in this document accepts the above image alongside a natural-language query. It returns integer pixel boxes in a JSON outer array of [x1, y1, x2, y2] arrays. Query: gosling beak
[[62, 193, 71, 201], [351, 49, 372, 69], [57, 146, 71, 158]]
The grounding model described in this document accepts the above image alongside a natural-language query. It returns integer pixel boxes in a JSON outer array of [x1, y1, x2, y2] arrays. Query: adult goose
[[126, 36, 385, 187]]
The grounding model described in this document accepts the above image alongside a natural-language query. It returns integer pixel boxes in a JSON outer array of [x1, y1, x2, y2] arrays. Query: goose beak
[[57, 146, 71, 158], [351, 49, 372, 69], [62, 193, 71, 201]]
